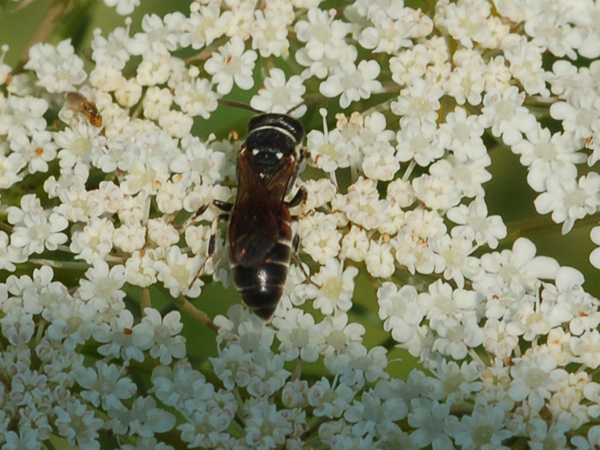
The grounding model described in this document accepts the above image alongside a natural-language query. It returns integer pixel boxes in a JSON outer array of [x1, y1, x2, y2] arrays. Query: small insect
[[195, 100, 307, 320], [66, 92, 102, 127]]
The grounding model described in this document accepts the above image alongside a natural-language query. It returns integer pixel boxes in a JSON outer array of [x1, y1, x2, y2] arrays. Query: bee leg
[[298, 147, 307, 164], [291, 234, 321, 288], [184, 199, 233, 229], [286, 187, 307, 208], [181, 203, 211, 231], [213, 200, 233, 212], [187, 205, 230, 291]]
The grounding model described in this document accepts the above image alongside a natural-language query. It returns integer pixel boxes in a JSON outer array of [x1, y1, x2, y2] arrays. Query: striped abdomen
[[230, 212, 293, 321]]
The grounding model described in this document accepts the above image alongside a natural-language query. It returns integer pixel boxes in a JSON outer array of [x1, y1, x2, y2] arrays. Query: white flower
[[509, 352, 567, 411], [443, 51, 486, 106], [389, 43, 432, 87], [272, 309, 322, 362], [173, 77, 218, 119], [344, 389, 407, 437], [512, 125, 585, 193], [341, 226, 370, 262], [53, 123, 102, 170], [158, 109, 193, 138], [154, 246, 203, 298], [454, 404, 512, 450], [320, 60, 382, 108], [78, 259, 126, 311], [377, 283, 424, 344], [244, 399, 294, 447], [136, 54, 173, 86], [133, 308, 186, 365], [115, 78, 143, 108], [94, 309, 145, 362], [7, 195, 68, 256], [431, 313, 485, 360], [0, 95, 48, 140], [479, 86, 537, 146], [503, 38, 550, 96], [412, 174, 462, 211], [204, 36, 257, 95], [572, 425, 600, 450], [250, 8, 291, 57], [363, 142, 401, 181], [91, 26, 131, 70], [357, 12, 412, 54], [113, 223, 146, 253], [429, 153, 491, 198], [365, 240, 395, 278], [9, 131, 56, 174], [295, 8, 350, 61], [307, 377, 355, 418], [54, 397, 104, 449], [335, 177, 390, 230], [126, 396, 177, 437], [391, 78, 444, 123], [77, 361, 137, 410], [476, 238, 560, 296], [0, 231, 25, 271], [24, 39, 87, 92], [396, 117, 444, 166], [70, 217, 115, 264], [180, 3, 229, 49], [307, 117, 356, 173], [297, 213, 342, 264], [103, 0, 140, 16], [128, 13, 184, 56], [534, 173, 600, 234], [550, 95, 599, 145], [590, 226, 600, 270], [304, 259, 359, 316], [294, 7, 351, 78], [250, 68, 306, 115], [0, 152, 26, 189], [408, 399, 459, 450], [447, 198, 507, 249], [568, 0, 600, 59]]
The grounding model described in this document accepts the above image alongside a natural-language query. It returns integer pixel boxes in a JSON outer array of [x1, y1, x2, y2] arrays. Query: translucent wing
[[228, 150, 296, 267]]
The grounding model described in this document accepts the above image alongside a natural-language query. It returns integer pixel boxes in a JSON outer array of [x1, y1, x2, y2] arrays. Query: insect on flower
[[192, 99, 308, 320], [66, 91, 102, 127]]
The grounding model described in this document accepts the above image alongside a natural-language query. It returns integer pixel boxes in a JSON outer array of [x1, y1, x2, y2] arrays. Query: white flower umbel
[[1, 0, 600, 448]]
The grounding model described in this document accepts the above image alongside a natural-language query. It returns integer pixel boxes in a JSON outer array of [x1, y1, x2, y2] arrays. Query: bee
[[66, 92, 102, 127], [197, 100, 307, 320]]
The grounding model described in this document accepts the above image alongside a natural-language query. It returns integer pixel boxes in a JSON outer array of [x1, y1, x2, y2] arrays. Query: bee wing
[[228, 150, 296, 267]]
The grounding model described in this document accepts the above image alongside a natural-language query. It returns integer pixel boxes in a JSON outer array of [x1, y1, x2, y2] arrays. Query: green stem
[[15, 0, 70, 71], [503, 212, 599, 246], [28, 258, 90, 270], [172, 295, 219, 333]]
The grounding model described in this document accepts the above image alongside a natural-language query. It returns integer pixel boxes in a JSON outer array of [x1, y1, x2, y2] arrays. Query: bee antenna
[[286, 94, 326, 115], [218, 99, 263, 114]]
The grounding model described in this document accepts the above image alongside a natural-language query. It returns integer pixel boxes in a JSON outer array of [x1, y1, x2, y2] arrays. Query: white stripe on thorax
[[250, 125, 298, 144]]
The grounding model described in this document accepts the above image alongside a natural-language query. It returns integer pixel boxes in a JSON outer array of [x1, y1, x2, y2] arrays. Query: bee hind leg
[[291, 234, 321, 288], [286, 187, 307, 208], [187, 200, 232, 291]]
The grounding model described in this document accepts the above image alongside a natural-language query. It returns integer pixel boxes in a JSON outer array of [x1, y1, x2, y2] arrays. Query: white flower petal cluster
[[1, 0, 600, 447]]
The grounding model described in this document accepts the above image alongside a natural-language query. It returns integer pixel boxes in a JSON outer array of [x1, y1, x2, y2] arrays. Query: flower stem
[[15, 0, 70, 71], [172, 295, 219, 333]]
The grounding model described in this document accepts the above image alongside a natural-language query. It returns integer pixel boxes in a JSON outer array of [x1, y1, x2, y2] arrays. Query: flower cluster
[[0, 0, 599, 448]]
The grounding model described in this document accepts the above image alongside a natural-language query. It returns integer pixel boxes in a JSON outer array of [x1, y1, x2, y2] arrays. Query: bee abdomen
[[232, 240, 292, 320]]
